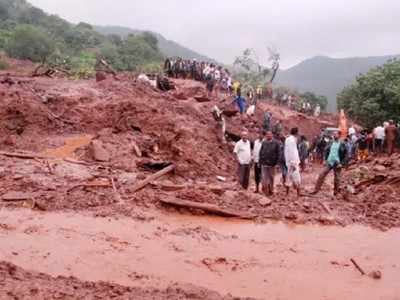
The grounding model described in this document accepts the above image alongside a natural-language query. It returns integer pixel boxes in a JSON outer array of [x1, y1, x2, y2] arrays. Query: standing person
[[285, 127, 302, 196], [259, 131, 281, 196], [314, 104, 321, 117], [298, 136, 309, 171], [357, 131, 369, 161], [256, 86, 263, 100], [233, 92, 247, 114], [232, 81, 241, 97], [252, 130, 264, 193], [272, 120, 283, 138], [373, 124, 385, 154], [385, 120, 398, 155], [277, 135, 288, 186], [263, 111, 272, 131], [311, 132, 347, 195], [233, 132, 251, 189]]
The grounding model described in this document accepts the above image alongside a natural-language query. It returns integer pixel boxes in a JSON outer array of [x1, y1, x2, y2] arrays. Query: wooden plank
[[132, 164, 176, 193], [0, 151, 49, 160], [160, 198, 256, 219]]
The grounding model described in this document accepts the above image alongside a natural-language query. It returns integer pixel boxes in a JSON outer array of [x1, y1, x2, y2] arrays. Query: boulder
[[90, 140, 110, 162]]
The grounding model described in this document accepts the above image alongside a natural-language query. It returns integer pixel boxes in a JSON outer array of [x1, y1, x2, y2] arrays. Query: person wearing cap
[[233, 131, 252, 189]]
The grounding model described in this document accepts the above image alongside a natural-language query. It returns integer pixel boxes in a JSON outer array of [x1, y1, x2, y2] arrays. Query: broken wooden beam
[[0, 151, 49, 160], [160, 198, 256, 219], [350, 258, 366, 275], [132, 164, 175, 193]]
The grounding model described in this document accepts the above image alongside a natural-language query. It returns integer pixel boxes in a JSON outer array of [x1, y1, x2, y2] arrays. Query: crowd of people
[[311, 120, 399, 166], [233, 120, 399, 198], [164, 58, 398, 198], [164, 57, 233, 98]]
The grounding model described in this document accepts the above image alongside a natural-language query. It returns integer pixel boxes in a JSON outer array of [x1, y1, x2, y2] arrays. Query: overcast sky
[[29, 0, 399, 68]]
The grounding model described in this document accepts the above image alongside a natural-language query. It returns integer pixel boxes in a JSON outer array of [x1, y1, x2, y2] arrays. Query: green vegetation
[[0, 57, 8, 69], [233, 47, 280, 91], [338, 58, 400, 128], [275, 55, 400, 112], [0, 0, 164, 76], [300, 91, 328, 111]]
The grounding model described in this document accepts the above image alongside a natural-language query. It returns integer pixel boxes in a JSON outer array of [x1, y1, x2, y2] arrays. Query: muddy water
[[0, 209, 399, 300], [42, 134, 93, 159]]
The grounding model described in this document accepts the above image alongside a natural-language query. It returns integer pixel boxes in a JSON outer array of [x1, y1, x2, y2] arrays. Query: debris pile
[[0, 261, 256, 300], [0, 59, 398, 230], [340, 153, 400, 230]]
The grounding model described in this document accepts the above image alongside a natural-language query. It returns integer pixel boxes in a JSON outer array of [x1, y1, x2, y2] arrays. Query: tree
[[141, 31, 159, 51], [338, 58, 400, 128], [233, 46, 280, 91], [267, 46, 280, 83], [6, 25, 54, 62], [300, 91, 328, 111]]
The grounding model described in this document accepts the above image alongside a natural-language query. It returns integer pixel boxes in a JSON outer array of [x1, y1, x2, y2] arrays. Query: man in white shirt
[[234, 131, 252, 189], [252, 130, 264, 193], [373, 124, 385, 153], [348, 126, 356, 137], [284, 127, 301, 196]]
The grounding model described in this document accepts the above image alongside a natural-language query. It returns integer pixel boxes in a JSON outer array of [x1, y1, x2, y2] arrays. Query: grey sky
[[29, 0, 400, 68]]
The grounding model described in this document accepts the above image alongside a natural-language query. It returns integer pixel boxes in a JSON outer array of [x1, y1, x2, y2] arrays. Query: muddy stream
[[0, 208, 399, 299]]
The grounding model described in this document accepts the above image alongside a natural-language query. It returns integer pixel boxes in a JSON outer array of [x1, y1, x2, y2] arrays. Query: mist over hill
[[95, 25, 216, 63], [276, 55, 400, 112]]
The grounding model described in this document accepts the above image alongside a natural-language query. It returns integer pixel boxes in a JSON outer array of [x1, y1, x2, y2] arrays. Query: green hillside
[[0, 0, 164, 75], [95, 25, 216, 63], [276, 55, 400, 112]]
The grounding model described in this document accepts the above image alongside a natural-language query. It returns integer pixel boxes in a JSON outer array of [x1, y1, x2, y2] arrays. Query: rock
[[285, 213, 298, 220], [346, 185, 356, 194], [318, 215, 336, 225], [3, 135, 16, 146], [96, 71, 107, 82], [90, 140, 110, 162], [2, 191, 32, 201], [303, 202, 311, 209], [208, 185, 225, 196], [216, 176, 226, 182], [373, 165, 386, 172], [131, 141, 142, 157], [369, 270, 382, 280], [258, 198, 272, 207], [118, 172, 137, 185]]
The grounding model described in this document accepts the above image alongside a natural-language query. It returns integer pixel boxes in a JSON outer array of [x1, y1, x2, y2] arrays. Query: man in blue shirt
[[233, 92, 247, 114], [311, 132, 347, 196]]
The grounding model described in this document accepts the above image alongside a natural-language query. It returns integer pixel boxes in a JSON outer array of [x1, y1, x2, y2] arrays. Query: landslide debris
[[0, 261, 256, 300], [1, 64, 398, 230]]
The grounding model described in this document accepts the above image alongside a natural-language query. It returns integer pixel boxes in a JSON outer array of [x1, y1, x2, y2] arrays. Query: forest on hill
[[0, 0, 164, 76]]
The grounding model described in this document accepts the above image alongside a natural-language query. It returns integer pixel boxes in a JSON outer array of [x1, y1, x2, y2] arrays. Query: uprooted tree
[[233, 46, 280, 90]]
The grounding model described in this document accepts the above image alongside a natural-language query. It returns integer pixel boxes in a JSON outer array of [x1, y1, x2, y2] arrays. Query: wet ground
[[1, 208, 399, 299]]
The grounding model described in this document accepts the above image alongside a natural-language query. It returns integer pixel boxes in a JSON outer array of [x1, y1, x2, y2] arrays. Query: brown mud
[[0, 209, 399, 300], [1, 59, 399, 299]]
